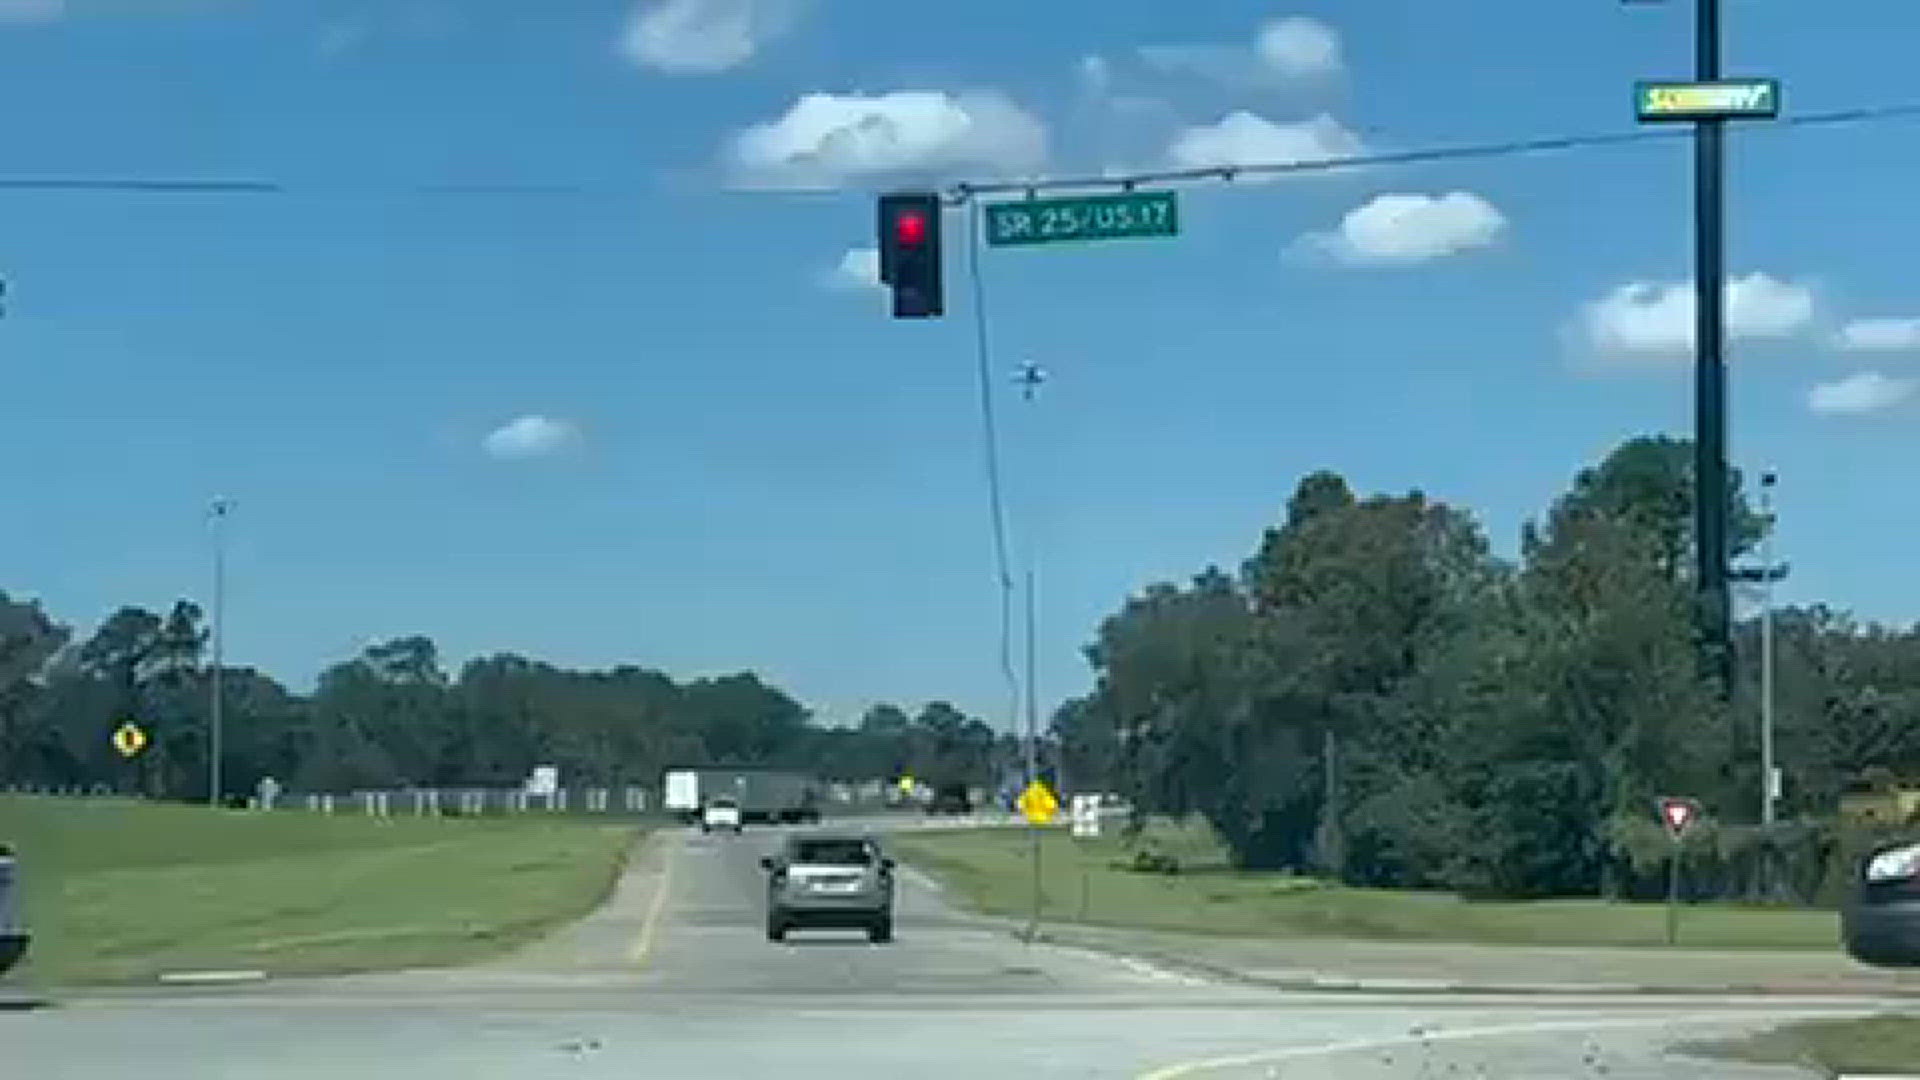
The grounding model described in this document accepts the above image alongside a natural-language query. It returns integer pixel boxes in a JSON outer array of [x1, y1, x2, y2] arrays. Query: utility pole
[[1024, 562, 1041, 940], [1692, 0, 1733, 695], [1758, 471, 1777, 826], [1731, 473, 1788, 824], [208, 498, 234, 808], [1014, 360, 1046, 942], [1731, 470, 1787, 898]]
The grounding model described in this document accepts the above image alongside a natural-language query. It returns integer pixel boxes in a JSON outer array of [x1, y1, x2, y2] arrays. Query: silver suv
[[760, 832, 895, 944]]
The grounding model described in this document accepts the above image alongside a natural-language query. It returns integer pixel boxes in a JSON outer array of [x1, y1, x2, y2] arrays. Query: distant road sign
[[1636, 79, 1780, 122], [1017, 780, 1059, 825], [526, 766, 558, 797], [1070, 793, 1100, 837], [1657, 796, 1702, 838], [985, 191, 1179, 248], [111, 721, 147, 759]]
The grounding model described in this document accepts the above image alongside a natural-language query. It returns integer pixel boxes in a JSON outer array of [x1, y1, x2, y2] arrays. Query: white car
[[702, 796, 743, 833]]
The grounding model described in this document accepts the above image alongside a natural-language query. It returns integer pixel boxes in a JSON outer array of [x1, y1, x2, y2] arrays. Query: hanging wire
[[965, 198, 1024, 771], [942, 101, 1920, 201]]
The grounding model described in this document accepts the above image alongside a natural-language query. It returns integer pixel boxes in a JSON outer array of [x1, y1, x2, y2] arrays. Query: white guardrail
[[288, 787, 655, 816]]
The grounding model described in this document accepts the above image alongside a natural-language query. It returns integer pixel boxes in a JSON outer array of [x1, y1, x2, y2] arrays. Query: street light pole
[[208, 498, 234, 808], [1013, 360, 1046, 942], [1758, 471, 1777, 827]]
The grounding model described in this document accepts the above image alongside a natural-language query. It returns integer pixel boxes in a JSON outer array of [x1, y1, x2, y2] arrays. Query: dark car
[[0, 844, 26, 977], [1843, 839, 1920, 966], [760, 832, 895, 944], [925, 784, 972, 816]]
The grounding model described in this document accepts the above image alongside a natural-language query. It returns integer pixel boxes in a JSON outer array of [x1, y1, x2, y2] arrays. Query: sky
[[6, 0, 1920, 730]]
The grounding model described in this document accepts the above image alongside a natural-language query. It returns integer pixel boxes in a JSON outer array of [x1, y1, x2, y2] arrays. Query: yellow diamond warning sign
[[1017, 779, 1058, 824], [112, 721, 148, 759]]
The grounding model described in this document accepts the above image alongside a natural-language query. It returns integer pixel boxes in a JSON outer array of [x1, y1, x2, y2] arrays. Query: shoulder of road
[[1017, 920, 1920, 998], [887, 822, 1920, 999]]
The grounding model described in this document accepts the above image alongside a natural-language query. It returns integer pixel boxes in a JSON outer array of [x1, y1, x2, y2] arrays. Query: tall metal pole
[[209, 498, 233, 808], [1025, 564, 1041, 940], [1014, 360, 1046, 943], [1693, 0, 1733, 692], [1759, 473, 1777, 826]]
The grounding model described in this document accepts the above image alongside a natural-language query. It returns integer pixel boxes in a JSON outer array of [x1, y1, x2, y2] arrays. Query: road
[[1, 824, 1903, 1078]]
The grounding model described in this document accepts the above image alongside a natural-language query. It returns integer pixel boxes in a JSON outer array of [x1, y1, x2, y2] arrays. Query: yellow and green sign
[[1636, 79, 1780, 122]]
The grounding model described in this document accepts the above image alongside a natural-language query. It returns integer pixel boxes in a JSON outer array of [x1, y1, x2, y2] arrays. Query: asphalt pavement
[[1, 822, 1909, 1078]]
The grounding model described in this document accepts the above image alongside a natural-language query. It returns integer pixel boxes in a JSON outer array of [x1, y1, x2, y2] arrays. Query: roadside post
[[1657, 796, 1702, 945], [1071, 793, 1100, 838], [1071, 794, 1100, 920], [1017, 778, 1059, 941]]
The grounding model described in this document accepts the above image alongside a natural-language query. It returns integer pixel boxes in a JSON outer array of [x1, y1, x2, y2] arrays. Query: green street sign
[[1636, 78, 1780, 122], [984, 191, 1179, 247]]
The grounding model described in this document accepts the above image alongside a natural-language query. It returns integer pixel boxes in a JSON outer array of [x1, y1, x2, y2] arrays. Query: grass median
[[1, 795, 638, 985], [889, 819, 1839, 949], [1692, 1013, 1920, 1073]]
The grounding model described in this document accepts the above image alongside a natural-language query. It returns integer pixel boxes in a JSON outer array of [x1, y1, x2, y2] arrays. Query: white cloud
[[1303, 191, 1505, 265], [727, 90, 1046, 190], [819, 246, 881, 291], [1582, 272, 1815, 355], [1140, 15, 1342, 86], [483, 415, 581, 460], [1255, 16, 1342, 77], [619, 0, 797, 75], [0, 0, 63, 21], [1137, 44, 1244, 84], [1808, 371, 1917, 416], [1078, 55, 1112, 97], [1167, 111, 1361, 176], [1836, 317, 1920, 351]]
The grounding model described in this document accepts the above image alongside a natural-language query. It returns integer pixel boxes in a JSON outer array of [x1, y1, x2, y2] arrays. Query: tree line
[[0, 599, 1017, 803], [1049, 435, 1920, 902]]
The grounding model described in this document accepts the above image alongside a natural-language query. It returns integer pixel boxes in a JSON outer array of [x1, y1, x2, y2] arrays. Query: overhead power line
[[0, 100, 1912, 201], [0, 178, 284, 193], [949, 101, 1920, 201]]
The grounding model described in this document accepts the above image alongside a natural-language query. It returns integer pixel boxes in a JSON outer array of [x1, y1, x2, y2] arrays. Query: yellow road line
[[628, 834, 677, 966], [1133, 1012, 1843, 1080]]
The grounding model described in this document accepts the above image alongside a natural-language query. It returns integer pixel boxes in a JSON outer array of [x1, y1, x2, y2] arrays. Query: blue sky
[[6, 0, 1920, 729]]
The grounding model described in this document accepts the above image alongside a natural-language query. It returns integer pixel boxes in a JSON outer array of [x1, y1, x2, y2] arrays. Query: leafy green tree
[[0, 593, 70, 785]]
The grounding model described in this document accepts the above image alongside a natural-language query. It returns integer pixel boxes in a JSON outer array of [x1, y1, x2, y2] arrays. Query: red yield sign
[[1657, 796, 1702, 839]]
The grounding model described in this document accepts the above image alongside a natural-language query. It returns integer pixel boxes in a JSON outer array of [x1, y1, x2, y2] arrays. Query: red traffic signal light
[[894, 210, 927, 247], [878, 192, 943, 319]]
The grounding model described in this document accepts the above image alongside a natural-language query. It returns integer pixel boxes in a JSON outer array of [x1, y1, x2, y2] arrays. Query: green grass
[[1694, 1013, 1920, 1073], [0, 796, 638, 985], [889, 819, 1841, 949]]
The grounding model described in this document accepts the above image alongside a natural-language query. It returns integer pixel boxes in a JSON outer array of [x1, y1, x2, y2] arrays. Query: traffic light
[[877, 192, 943, 318]]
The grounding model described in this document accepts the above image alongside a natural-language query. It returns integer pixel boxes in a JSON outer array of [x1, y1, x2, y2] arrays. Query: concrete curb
[[894, 855, 1920, 1000], [1019, 925, 1920, 999]]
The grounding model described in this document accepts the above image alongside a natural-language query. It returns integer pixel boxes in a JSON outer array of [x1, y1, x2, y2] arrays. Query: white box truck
[[662, 767, 822, 828], [664, 770, 701, 816]]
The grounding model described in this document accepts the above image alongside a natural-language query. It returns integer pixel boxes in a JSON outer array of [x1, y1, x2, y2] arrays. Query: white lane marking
[[627, 835, 677, 966], [157, 970, 267, 985], [899, 867, 944, 893], [1117, 956, 1210, 987]]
